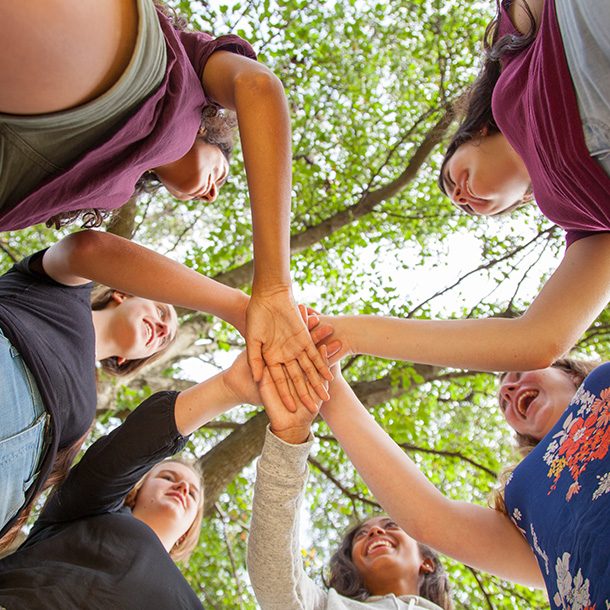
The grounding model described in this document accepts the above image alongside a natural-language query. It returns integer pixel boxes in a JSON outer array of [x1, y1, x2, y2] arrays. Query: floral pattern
[[553, 553, 594, 610], [505, 365, 610, 609], [544, 386, 610, 501]]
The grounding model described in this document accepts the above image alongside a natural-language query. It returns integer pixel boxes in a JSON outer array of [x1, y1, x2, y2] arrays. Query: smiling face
[[152, 138, 229, 202], [109, 293, 178, 362], [498, 367, 579, 440], [350, 517, 432, 596], [441, 132, 531, 215], [133, 462, 202, 536]]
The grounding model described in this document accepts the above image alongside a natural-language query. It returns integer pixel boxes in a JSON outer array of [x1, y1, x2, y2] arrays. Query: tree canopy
[[2, 0, 609, 607]]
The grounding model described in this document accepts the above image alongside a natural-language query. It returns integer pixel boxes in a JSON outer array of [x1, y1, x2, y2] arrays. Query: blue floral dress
[[504, 363, 610, 609]]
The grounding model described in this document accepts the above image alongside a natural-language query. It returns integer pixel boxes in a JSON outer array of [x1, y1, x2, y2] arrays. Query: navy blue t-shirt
[[0, 250, 97, 538]]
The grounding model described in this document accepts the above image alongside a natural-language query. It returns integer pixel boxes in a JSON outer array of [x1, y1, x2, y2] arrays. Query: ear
[[419, 557, 435, 575], [111, 291, 127, 305]]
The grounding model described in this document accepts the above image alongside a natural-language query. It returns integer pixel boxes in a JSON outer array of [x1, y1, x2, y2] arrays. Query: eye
[[354, 528, 367, 539], [157, 306, 165, 319], [189, 489, 197, 499], [384, 521, 399, 530]]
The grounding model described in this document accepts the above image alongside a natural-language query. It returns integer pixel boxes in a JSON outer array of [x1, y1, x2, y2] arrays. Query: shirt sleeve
[[35, 391, 189, 526], [247, 426, 328, 610], [178, 30, 257, 82]]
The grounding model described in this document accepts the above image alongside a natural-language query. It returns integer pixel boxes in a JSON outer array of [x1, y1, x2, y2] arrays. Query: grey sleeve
[[247, 427, 328, 610]]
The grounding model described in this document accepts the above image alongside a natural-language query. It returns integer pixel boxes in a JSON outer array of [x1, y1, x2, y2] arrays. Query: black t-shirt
[[0, 251, 97, 538], [0, 391, 201, 610]]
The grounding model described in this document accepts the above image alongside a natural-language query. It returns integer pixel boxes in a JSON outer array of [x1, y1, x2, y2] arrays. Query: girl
[[248, 369, 454, 610], [0, 324, 334, 607], [316, 360, 610, 607], [0, 228, 247, 548], [0, 1, 330, 404]]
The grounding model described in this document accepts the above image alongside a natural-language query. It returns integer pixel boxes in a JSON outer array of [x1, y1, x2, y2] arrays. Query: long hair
[[327, 518, 454, 610], [124, 457, 204, 563], [437, 0, 537, 213], [90, 287, 177, 377], [0, 430, 89, 554], [490, 357, 599, 513]]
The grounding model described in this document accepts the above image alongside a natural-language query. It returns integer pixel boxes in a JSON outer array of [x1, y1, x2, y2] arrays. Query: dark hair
[[327, 517, 454, 610], [0, 430, 88, 554], [90, 286, 178, 377], [134, 106, 238, 197], [437, 0, 537, 214], [46, 91, 237, 227], [491, 357, 599, 513]]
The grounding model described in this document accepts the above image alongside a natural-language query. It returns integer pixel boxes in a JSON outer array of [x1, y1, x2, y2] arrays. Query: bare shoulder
[[507, 0, 544, 34], [0, 0, 138, 114]]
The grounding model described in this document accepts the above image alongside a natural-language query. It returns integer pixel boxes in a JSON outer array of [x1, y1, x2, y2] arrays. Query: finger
[[285, 359, 319, 412], [325, 340, 343, 362], [297, 303, 308, 323], [259, 367, 287, 415], [296, 352, 330, 403], [305, 340, 333, 382], [247, 340, 264, 382], [285, 368, 320, 416], [306, 313, 320, 331], [267, 363, 297, 412], [306, 306, 320, 316], [310, 323, 333, 344]]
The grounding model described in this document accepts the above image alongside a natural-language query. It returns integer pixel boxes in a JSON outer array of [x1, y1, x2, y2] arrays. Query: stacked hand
[[245, 288, 333, 412]]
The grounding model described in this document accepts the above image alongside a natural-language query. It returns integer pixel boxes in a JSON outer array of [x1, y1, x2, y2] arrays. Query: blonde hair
[[124, 457, 204, 562], [490, 357, 599, 513]]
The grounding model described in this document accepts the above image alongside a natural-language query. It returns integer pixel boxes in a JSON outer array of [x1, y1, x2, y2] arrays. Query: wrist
[[270, 425, 311, 445]]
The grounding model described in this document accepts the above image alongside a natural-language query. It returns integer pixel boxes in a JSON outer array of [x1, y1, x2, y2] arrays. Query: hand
[[222, 351, 262, 407], [246, 288, 333, 412], [306, 313, 351, 365], [259, 346, 330, 444]]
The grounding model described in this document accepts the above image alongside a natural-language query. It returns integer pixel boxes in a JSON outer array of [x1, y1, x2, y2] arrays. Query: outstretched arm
[[320, 371, 544, 588], [41, 229, 248, 334], [323, 233, 610, 371], [201, 51, 332, 411]]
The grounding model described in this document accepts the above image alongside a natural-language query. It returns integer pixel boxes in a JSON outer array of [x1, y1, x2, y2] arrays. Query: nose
[[154, 319, 169, 339], [202, 182, 218, 203], [452, 184, 468, 205], [367, 525, 386, 538], [174, 479, 189, 499], [499, 373, 520, 406]]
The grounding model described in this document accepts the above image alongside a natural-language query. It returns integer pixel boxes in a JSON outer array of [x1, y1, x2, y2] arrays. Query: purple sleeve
[[565, 229, 602, 249], [178, 31, 257, 81]]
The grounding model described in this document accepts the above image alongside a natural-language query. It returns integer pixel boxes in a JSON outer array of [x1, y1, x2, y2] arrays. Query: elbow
[[234, 67, 284, 101], [62, 229, 106, 263], [513, 316, 573, 370]]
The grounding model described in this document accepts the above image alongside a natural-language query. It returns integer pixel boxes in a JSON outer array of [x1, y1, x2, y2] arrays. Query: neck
[[367, 573, 419, 598], [131, 510, 180, 553], [91, 308, 118, 361]]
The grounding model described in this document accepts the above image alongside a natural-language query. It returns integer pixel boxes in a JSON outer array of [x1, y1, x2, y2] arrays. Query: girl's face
[[498, 367, 579, 440], [109, 293, 178, 362], [134, 462, 202, 535], [350, 517, 431, 594], [441, 132, 530, 215], [153, 139, 229, 202]]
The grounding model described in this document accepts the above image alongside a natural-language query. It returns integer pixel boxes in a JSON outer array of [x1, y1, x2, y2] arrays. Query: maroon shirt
[[492, 0, 610, 247], [0, 11, 255, 231]]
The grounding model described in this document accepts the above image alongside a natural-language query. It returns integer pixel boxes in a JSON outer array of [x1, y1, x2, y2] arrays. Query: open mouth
[[516, 390, 538, 416], [144, 319, 154, 346], [366, 538, 395, 556]]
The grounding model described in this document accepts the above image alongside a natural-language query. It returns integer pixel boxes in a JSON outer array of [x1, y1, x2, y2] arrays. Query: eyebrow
[[158, 469, 200, 496]]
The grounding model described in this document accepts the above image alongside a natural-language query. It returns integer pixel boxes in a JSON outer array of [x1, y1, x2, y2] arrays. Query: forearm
[[328, 234, 610, 371], [174, 370, 242, 436], [233, 68, 292, 291], [44, 230, 248, 329], [248, 428, 327, 610], [321, 379, 543, 586]]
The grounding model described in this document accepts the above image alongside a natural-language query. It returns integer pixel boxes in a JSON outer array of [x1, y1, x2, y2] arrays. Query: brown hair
[[124, 457, 204, 563], [0, 430, 89, 554], [90, 286, 177, 377], [327, 517, 454, 610], [490, 357, 599, 513], [437, 0, 537, 215]]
